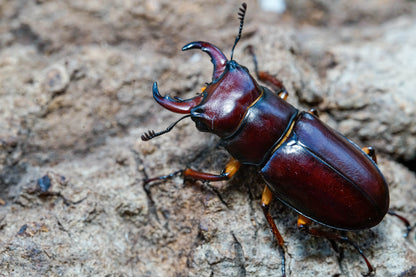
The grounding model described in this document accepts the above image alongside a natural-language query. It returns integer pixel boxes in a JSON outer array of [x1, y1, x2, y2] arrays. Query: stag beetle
[[142, 3, 411, 276]]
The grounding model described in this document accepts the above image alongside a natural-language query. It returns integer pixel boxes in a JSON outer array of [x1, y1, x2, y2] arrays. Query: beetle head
[[186, 45, 262, 138], [142, 3, 255, 141]]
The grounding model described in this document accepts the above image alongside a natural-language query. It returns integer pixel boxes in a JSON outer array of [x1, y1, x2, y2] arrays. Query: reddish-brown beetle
[[142, 3, 411, 276]]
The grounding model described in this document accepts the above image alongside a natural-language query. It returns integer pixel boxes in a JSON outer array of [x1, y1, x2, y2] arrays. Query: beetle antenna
[[141, 114, 191, 141], [230, 2, 247, 61]]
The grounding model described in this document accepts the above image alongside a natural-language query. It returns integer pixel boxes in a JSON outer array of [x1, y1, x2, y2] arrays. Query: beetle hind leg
[[297, 215, 374, 276], [261, 185, 287, 276], [387, 210, 412, 237]]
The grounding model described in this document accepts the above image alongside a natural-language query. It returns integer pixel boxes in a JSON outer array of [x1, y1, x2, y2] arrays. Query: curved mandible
[[152, 82, 204, 114], [182, 41, 228, 80]]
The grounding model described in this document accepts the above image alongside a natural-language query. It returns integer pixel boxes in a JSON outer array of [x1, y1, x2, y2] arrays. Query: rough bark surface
[[0, 1, 415, 276]]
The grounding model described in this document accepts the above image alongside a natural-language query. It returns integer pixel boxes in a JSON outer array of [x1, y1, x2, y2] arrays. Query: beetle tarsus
[[388, 210, 412, 237], [143, 170, 183, 185], [297, 217, 374, 277]]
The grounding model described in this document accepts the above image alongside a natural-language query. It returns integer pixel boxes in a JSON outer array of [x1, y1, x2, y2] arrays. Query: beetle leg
[[261, 185, 286, 276], [361, 146, 377, 164], [183, 158, 241, 181], [297, 214, 374, 276], [245, 45, 289, 99], [308, 108, 319, 117], [144, 158, 241, 185], [259, 71, 288, 100], [278, 90, 289, 100], [143, 170, 183, 185], [387, 210, 412, 237], [259, 70, 288, 99]]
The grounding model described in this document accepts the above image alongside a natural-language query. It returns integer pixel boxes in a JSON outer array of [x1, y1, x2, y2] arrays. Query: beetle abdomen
[[221, 87, 298, 165], [261, 112, 389, 230]]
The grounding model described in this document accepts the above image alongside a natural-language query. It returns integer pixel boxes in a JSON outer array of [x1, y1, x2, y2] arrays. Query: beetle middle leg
[[246, 45, 289, 100], [261, 185, 287, 277], [297, 214, 374, 276]]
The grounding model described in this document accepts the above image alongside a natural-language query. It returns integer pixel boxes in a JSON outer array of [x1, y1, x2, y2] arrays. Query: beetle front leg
[[261, 185, 286, 277], [245, 45, 289, 100], [297, 215, 374, 276]]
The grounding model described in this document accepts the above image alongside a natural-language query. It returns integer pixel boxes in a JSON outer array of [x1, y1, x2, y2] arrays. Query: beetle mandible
[[142, 3, 411, 276]]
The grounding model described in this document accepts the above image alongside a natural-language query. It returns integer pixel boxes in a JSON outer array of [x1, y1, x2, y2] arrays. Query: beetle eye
[[195, 121, 210, 132]]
